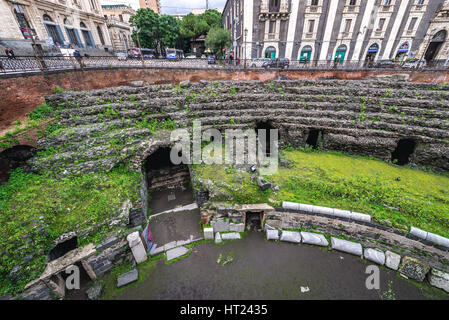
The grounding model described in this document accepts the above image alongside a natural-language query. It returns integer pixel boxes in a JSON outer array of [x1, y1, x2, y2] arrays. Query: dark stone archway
[[391, 139, 417, 166], [0, 145, 36, 185], [306, 129, 323, 149]]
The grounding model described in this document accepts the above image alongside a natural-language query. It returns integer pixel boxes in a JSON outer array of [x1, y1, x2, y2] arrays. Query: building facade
[[222, 0, 448, 64], [0, 0, 113, 55], [139, 0, 160, 14], [102, 4, 136, 52]]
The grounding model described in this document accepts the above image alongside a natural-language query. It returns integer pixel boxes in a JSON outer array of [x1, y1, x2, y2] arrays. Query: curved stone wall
[[31, 79, 449, 175]]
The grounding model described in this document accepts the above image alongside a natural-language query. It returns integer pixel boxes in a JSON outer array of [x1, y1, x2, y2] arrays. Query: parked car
[[262, 58, 290, 69], [201, 54, 206, 59], [249, 58, 270, 68], [186, 55, 197, 59], [207, 55, 216, 64]]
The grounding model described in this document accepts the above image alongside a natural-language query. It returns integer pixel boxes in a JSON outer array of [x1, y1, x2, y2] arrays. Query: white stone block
[[163, 241, 177, 251], [266, 229, 279, 241], [126, 232, 147, 264], [299, 203, 314, 213], [333, 209, 351, 219], [364, 248, 385, 265], [221, 232, 241, 240], [230, 223, 245, 232], [282, 201, 299, 210], [280, 231, 302, 243], [313, 206, 334, 216], [211, 220, 230, 232], [428, 268, 449, 293], [350, 212, 371, 222], [410, 226, 428, 239], [331, 237, 363, 256], [215, 232, 222, 244], [301, 232, 329, 247], [166, 246, 189, 261], [426, 233, 449, 248], [385, 251, 401, 270], [204, 227, 214, 240]]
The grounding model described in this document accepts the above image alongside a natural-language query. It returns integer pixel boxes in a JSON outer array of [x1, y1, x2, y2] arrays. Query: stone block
[[163, 241, 177, 251], [221, 232, 241, 240], [282, 201, 299, 210], [166, 246, 189, 261], [364, 248, 385, 265], [399, 256, 430, 282], [349, 212, 371, 222], [117, 269, 138, 288], [299, 203, 314, 213], [332, 209, 351, 219], [280, 231, 302, 243], [257, 176, 271, 191], [266, 229, 279, 241], [428, 268, 449, 293], [385, 251, 401, 270], [313, 206, 334, 216], [96, 236, 119, 252], [150, 246, 164, 256], [331, 237, 363, 256], [126, 232, 147, 264], [211, 220, 230, 233], [426, 233, 449, 248], [230, 223, 245, 232], [87, 283, 103, 300], [410, 226, 428, 239], [300, 232, 329, 247], [215, 232, 222, 244], [203, 227, 214, 240]]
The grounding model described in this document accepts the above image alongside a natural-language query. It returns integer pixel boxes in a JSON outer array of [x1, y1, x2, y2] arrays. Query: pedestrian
[[73, 49, 83, 68], [5, 47, 15, 59]]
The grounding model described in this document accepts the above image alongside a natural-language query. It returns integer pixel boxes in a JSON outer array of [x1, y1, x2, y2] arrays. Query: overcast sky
[[100, 0, 226, 14]]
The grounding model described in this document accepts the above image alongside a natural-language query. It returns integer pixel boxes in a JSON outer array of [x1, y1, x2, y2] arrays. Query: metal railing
[[0, 55, 447, 75]]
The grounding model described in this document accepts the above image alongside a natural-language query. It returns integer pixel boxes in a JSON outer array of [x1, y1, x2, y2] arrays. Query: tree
[[180, 9, 222, 43], [130, 9, 181, 55], [205, 28, 232, 57]]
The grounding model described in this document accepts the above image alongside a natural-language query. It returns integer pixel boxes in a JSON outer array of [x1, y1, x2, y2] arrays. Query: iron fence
[[0, 55, 447, 75]]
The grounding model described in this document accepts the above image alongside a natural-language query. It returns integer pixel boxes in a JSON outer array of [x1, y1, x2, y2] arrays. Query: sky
[[100, 0, 227, 14]]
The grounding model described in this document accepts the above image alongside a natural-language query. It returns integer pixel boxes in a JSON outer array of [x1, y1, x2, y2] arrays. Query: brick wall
[[1, 67, 449, 133]]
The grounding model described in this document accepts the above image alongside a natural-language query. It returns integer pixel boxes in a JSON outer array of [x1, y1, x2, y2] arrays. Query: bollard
[[127, 231, 148, 264]]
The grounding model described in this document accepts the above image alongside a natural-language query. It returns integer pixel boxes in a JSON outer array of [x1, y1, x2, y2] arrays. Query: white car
[[249, 58, 271, 68], [116, 52, 127, 61], [402, 59, 426, 69], [186, 55, 197, 59]]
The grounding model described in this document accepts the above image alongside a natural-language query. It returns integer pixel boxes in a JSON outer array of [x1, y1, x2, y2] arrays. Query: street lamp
[[133, 25, 144, 67], [244, 28, 248, 69]]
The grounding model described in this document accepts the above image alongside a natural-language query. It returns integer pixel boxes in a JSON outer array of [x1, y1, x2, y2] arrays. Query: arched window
[[300, 45, 312, 63], [97, 25, 105, 46], [432, 30, 447, 42], [335, 44, 347, 64], [365, 43, 379, 65], [265, 46, 276, 59], [63, 18, 70, 25], [80, 22, 87, 29], [396, 42, 409, 60], [43, 14, 53, 22]]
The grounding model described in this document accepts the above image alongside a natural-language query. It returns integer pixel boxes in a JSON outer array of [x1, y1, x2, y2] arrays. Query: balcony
[[380, 5, 393, 12], [411, 4, 425, 12], [303, 32, 316, 40], [344, 5, 359, 13], [305, 5, 322, 14], [374, 30, 385, 38]]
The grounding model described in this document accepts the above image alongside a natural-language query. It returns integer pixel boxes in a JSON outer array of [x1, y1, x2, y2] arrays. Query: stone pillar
[[81, 259, 97, 280], [44, 274, 65, 298], [127, 232, 148, 264]]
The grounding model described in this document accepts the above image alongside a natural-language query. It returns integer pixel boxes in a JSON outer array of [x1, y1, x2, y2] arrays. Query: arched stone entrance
[[425, 30, 447, 62], [364, 43, 379, 66], [265, 46, 276, 59]]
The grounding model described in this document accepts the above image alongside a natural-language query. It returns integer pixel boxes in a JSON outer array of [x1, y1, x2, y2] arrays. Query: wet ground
[[149, 185, 195, 215], [149, 208, 202, 246], [113, 232, 448, 300]]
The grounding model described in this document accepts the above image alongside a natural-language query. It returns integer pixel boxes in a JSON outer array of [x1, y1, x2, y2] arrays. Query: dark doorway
[[61, 261, 91, 300], [0, 145, 36, 185], [256, 121, 276, 156], [48, 236, 78, 261], [306, 129, 322, 149], [425, 30, 447, 63], [391, 139, 416, 166], [245, 211, 262, 232], [144, 147, 193, 215]]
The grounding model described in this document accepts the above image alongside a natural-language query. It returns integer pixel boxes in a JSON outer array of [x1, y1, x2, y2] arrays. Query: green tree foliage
[[205, 28, 232, 56], [179, 9, 221, 41], [129, 9, 181, 54]]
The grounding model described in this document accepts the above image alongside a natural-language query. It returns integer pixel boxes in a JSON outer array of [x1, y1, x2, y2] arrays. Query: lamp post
[[133, 25, 144, 67], [244, 28, 248, 69]]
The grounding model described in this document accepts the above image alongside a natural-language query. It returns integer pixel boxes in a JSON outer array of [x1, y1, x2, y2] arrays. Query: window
[[311, 0, 319, 5], [349, 0, 356, 5], [269, 0, 280, 12], [65, 27, 80, 46], [119, 14, 123, 22], [416, 0, 424, 4], [408, 17, 417, 31], [384, 0, 391, 5], [43, 14, 53, 22], [308, 20, 315, 33], [269, 20, 275, 33], [344, 19, 352, 33], [97, 25, 105, 45], [377, 18, 386, 31], [45, 24, 64, 45]]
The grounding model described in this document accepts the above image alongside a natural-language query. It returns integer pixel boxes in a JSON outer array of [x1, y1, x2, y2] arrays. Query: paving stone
[[266, 229, 279, 241], [399, 256, 430, 282], [428, 268, 449, 293], [280, 231, 302, 243], [221, 232, 241, 240], [300, 232, 329, 247], [215, 232, 222, 244], [204, 227, 214, 240], [166, 246, 189, 261], [163, 241, 177, 251], [364, 248, 385, 265], [331, 237, 363, 256], [385, 251, 401, 270], [117, 269, 138, 288]]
